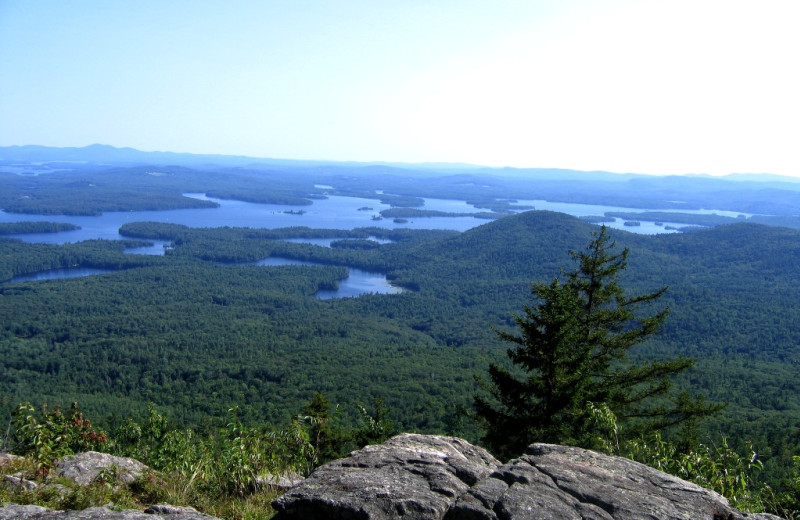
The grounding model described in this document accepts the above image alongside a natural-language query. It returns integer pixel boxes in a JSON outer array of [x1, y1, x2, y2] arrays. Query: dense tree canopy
[[474, 227, 720, 459], [1, 212, 799, 484]]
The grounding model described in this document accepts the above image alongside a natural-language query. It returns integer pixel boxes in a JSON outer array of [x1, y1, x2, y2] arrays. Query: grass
[[0, 456, 283, 520]]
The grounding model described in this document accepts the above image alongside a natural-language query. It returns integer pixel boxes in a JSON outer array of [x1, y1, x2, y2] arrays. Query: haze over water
[[0, 192, 745, 247]]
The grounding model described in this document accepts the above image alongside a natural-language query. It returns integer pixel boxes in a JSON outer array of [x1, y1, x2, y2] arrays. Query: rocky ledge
[[2, 434, 786, 519], [273, 433, 784, 520], [0, 504, 218, 519]]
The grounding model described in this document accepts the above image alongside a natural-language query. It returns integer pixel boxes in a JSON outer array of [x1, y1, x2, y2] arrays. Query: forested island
[[1, 146, 800, 518], [0, 222, 80, 235]]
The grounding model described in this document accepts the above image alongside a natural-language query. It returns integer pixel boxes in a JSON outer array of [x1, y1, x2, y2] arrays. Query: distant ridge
[[0, 144, 638, 178], [0, 144, 609, 177], [5, 144, 799, 183], [0, 143, 318, 169], [0, 143, 488, 172]]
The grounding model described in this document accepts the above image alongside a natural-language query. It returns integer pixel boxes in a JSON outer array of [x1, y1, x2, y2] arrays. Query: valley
[[1, 147, 799, 488]]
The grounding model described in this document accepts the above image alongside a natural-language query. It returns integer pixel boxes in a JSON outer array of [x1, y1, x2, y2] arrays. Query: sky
[[1, 0, 798, 177]]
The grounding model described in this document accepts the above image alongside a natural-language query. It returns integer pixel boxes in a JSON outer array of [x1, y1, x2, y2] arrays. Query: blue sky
[[1, 1, 797, 176]]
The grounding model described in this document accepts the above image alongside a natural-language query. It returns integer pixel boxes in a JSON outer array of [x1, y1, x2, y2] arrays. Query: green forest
[[2, 212, 799, 471], [1, 158, 800, 517]]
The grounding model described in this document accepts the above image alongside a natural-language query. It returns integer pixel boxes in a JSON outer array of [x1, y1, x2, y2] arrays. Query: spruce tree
[[474, 226, 718, 459]]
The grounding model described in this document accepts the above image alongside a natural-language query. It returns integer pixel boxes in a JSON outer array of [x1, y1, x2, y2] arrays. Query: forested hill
[[407, 211, 800, 358], [1, 210, 799, 479]]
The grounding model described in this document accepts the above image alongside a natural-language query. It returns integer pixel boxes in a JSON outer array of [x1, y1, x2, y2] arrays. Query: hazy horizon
[[1, 1, 798, 177]]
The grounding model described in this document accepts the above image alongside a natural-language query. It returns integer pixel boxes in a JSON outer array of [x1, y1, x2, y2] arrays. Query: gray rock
[[272, 436, 786, 520], [0, 504, 51, 519], [143, 503, 203, 515], [272, 433, 501, 520], [449, 443, 744, 520], [54, 452, 149, 486], [0, 453, 27, 468], [3, 473, 38, 490], [0, 504, 220, 519], [255, 472, 304, 490]]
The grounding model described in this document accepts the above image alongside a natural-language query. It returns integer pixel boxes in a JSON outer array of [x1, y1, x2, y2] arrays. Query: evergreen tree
[[300, 392, 343, 464], [474, 226, 719, 459]]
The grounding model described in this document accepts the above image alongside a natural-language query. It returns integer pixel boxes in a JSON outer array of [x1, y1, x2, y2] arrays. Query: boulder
[[449, 443, 782, 520], [143, 503, 207, 515], [272, 433, 501, 520], [0, 452, 26, 468], [54, 451, 149, 486], [0, 504, 220, 519], [3, 473, 38, 490], [256, 471, 304, 490], [272, 435, 785, 520], [0, 504, 51, 519]]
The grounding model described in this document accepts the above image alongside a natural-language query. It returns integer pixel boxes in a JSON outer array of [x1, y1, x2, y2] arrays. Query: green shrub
[[11, 402, 108, 477]]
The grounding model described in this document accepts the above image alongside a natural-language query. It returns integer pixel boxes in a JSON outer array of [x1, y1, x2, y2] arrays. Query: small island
[[0, 221, 81, 235]]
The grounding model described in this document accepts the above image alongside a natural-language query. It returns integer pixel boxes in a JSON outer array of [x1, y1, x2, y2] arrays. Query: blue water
[[10, 267, 114, 283], [511, 199, 750, 235], [252, 257, 403, 299], [1, 192, 746, 295], [0, 194, 489, 245], [1, 192, 730, 246], [8, 256, 403, 300]]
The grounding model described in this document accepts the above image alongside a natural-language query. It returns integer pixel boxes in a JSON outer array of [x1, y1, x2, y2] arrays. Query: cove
[[9, 267, 114, 283], [0, 193, 737, 248], [8, 259, 402, 300], [253, 257, 403, 299]]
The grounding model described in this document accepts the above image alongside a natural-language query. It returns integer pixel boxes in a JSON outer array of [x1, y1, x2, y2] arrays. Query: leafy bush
[[10, 402, 108, 477], [762, 455, 800, 520], [626, 433, 763, 511], [587, 400, 788, 515]]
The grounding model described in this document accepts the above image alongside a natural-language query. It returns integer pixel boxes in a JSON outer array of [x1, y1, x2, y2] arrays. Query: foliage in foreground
[[587, 401, 800, 519], [1, 399, 395, 519], [2, 400, 798, 519]]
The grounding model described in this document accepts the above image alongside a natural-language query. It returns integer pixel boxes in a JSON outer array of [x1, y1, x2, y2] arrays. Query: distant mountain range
[[0, 143, 498, 174], [0, 143, 330, 169], [6, 144, 798, 184]]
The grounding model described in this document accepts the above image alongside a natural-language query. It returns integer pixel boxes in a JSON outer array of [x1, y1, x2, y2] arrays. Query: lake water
[[10, 267, 114, 283], [8, 257, 403, 300], [283, 236, 393, 248], [0, 194, 490, 245], [252, 257, 403, 299], [0, 192, 734, 246], [0, 192, 746, 295]]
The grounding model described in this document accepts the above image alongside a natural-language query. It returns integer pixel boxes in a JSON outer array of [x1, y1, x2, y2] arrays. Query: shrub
[[10, 402, 108, 477]]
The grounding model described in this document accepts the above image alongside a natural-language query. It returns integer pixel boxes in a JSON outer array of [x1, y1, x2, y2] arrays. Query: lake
[[0, 192, 745, 246], [0, 194, 488, 245], [9, 267, 114, 283], [251, 257, 404, 299], [8, 256, 403, 300], [0, 192, 746, 295]]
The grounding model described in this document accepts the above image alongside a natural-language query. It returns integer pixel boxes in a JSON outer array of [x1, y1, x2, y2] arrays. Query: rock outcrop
[[54, 451, 149, 486], [273, 433, 500, 519], [2, 436, 786, 519], [0, 504, 219, 519], [0, 453, 26, 468], [1, 451, 219, 519], [273, 434, 784, 520]]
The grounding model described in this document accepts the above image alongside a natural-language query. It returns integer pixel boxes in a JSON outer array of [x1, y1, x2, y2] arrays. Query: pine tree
[[474, 226, 719, 459]]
